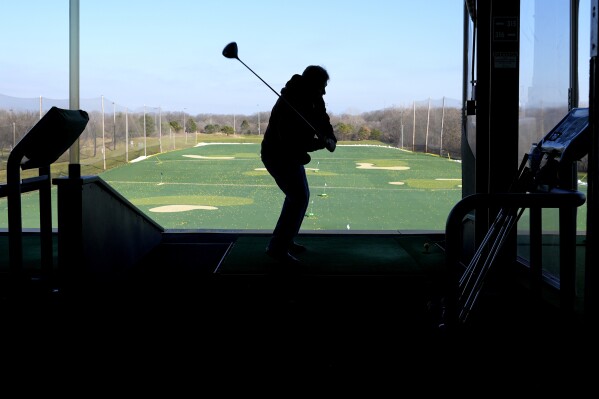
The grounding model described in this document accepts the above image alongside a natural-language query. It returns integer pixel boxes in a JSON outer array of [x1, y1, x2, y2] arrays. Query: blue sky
[[1, 1, 464, 115]]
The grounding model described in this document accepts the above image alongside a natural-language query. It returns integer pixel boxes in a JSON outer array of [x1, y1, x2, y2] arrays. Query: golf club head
[[222, 42, 239, 59]]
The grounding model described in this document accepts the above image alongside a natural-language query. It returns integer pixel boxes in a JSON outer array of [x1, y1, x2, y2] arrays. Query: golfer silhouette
[[261, 65, 337, 265]]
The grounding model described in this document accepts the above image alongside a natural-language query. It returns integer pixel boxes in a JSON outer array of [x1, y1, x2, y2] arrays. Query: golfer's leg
[[269, 165, 309, 252], [295, 168, 310, 234]]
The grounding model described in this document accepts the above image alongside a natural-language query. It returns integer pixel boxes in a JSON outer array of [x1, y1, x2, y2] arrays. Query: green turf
[[215, 234, 445, 276], [95, 143, 462, 230], [0, 141, 588, 232]]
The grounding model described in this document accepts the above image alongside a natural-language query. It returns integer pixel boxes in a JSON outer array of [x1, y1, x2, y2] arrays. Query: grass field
[[98, 142, 463, 231], [0, 139, 588, 232]]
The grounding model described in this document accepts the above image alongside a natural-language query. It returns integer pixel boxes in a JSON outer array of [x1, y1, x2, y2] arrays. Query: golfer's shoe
[[289, 242, 307, 255], [266, 246, 301, 265]]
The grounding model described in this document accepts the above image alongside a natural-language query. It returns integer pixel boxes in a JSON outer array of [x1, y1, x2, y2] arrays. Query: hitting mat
[[215, 234, 445, 276]]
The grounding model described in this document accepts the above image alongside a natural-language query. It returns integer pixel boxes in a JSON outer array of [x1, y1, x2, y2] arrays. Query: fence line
[[0, 94, 463, 177]]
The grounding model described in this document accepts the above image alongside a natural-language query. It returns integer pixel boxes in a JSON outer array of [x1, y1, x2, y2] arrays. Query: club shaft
[[236, 58, 322, 139], [237, 58, 281, 99]]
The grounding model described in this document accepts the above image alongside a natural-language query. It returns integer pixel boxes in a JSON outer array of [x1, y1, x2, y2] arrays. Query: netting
[[0, 95, 194, 178]]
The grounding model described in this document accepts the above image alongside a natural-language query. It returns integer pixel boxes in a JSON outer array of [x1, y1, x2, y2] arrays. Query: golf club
[[222, 41, 335, 151]]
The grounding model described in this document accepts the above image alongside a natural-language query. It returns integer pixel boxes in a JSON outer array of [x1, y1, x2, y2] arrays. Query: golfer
[[261, 65, 337, 265]]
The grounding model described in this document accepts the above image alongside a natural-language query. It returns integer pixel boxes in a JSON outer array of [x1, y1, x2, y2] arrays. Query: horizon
[[0, 92, 463, 118]]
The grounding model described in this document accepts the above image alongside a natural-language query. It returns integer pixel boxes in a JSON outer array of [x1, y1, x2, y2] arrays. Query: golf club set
[[222, 42, 336, 152], [457, 107, 590, 323]]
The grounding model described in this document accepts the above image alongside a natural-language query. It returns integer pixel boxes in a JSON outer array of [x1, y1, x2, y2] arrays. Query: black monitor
[[527, 107, 590, 191], [13, 106, 89, 170]]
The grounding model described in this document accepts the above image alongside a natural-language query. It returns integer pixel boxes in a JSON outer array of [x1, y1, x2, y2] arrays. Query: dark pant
[[262, 158, 310, 252]]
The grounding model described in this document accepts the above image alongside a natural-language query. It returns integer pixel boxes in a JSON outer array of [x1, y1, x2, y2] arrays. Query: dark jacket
[[261, 74, 335, 165]]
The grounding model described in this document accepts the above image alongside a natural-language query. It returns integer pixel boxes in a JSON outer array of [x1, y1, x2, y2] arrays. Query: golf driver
[[222, 41, 336, 151]]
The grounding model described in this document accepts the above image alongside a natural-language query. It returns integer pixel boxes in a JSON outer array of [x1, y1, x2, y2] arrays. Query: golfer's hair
[[302, 65, 329, 86]]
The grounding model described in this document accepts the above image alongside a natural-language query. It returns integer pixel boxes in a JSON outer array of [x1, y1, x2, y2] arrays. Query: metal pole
[[569, 0, 579, 110], [412, 100, 416, 151], [159, 107, 163, 153], [585, 0, 599, 327], [112, 102, 116, 150], [69, 0, 80, 175], [101, 95, 106, 170], [144, 105, 147, 157], [440, 96, 446, 156], [400, 109, 404, 148], [425, 97, 431, 153], [125, 107, 129, 162]]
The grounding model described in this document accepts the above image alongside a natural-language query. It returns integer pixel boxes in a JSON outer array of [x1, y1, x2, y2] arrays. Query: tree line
[[0, 101, 463, 162], [181, 104, 463, 159]]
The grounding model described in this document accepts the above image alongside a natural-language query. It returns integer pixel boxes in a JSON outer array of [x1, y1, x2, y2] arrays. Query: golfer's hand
[[325, 136, 336, 152]]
